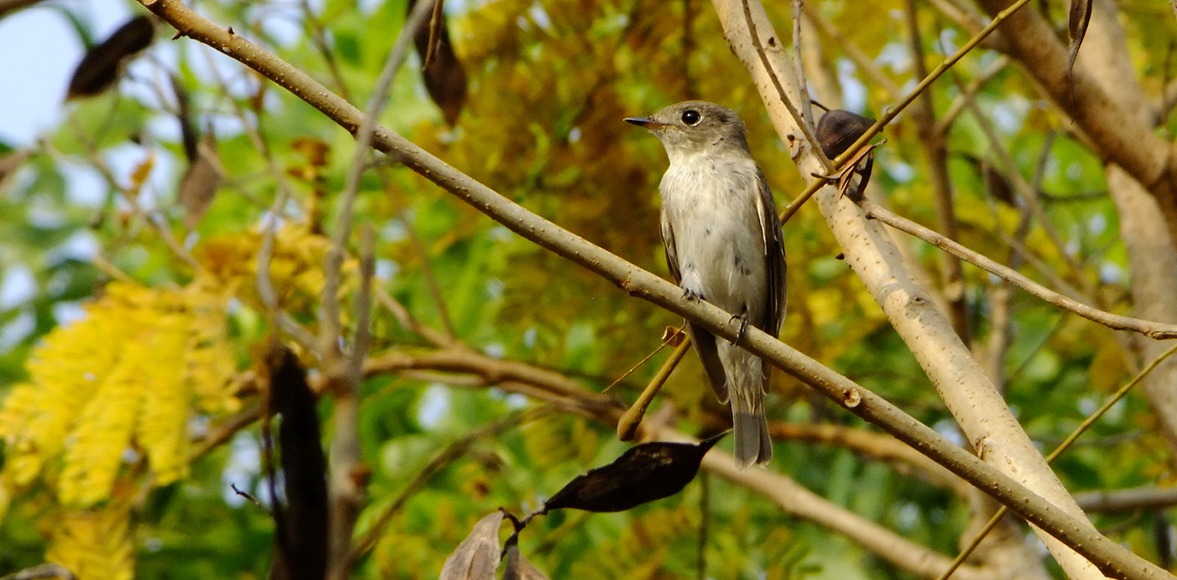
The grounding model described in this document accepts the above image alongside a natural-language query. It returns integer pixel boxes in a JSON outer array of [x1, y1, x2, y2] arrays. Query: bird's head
[[626, 101, 750, 161]]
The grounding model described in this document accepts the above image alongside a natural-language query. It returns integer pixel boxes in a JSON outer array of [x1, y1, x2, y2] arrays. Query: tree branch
[[771, 421, 971, 497], [1075, 486, 1177, 513], [974, 0, 1177, 240], [699, 443, 991, 580], [861, 200, 1177, 339]]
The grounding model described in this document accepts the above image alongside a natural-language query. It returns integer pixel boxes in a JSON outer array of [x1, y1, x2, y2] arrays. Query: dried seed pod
[[66, 15, 155, 100], [541, 434, 726, 514], [439, 512, 506, 580]]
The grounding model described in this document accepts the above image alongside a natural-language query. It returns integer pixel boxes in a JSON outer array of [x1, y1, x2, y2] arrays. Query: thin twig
[[385, 175, 459, 338], [197, 45, 297, 208], [985, 133, 1055, 388], [616, 339, 692, 441], [801, 2, 903, 99], [602, 327, 683, 394], [190, 403, 263, 461], [301, 0, 352, 102], [862, 200, 1177, 339], [906, 0, 969, 343], [945, 68, 1090, 292], [376, 287, 457, 348], [1075, 485, 1177, 513], [231, 483, 271, 514], [256, 189, 316, 349], [935, 341, 1177, 580], [740, 0, 826, 170], [790, 0, 812, 128], [347, 408, 545, 563], [352, 227, 376, 371], [422, 0, 445, 68], [935, 56, 1010, 135]]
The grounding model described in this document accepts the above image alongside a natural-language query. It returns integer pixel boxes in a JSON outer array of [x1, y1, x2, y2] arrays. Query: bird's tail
[[731, 392, 772, 467], [722, 345, 773, 467]]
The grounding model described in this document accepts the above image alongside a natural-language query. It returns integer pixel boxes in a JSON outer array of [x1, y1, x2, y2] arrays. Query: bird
[[626, 101, 786, 466], [815, 109, 876, 200]]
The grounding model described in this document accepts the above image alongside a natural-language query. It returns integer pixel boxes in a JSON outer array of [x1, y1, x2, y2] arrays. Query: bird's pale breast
[[659, 154, 769, 323]]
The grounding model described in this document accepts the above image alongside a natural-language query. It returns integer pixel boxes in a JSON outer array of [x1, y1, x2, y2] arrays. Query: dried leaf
[[1066, 0, 1092, 77], [179, 135, 223, 231], [171, 73, 198, 162], [127, 151, 155, 199], [66, 15, 155, 100], [292, 137, 331, 168], [541, 434, 725, 514], [660, 326, 686, 345], [439, 512, 505, 580], [502, 537, 550, 580], [267, 346, 328, 580], [409, 0, 467, 125], [959, 153, 1015, 206]]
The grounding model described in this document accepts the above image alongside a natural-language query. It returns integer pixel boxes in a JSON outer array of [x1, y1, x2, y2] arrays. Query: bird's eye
[[681, 109, 702, 126]]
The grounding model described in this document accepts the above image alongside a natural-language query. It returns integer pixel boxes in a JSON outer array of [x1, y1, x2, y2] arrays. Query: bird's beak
[[625, 116, 666, 129]]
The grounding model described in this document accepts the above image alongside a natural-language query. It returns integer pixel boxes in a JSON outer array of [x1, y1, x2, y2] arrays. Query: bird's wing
[[659, 213, 683, 286], [662, 210, 729, 401], [755, 169, 787, 389]]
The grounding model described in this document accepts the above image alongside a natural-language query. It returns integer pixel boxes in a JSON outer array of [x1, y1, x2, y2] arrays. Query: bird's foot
[[682, 288, 703, 301], [730, 310, 750, 345]]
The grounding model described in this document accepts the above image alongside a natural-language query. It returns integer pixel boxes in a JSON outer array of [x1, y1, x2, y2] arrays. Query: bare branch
[[347, 409, 545, 564], [904, 0, 969, 342], [698, 439, 990, 580], [862, 200, 1177, 339], [801, 2, 903, 100], [1076, 486, 1177, 513], [973, 0, 1177, 240], [772, 422, 971, 496]]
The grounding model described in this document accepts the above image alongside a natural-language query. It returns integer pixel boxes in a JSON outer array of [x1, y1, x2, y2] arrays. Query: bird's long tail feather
[[722, 344, 773, 467]]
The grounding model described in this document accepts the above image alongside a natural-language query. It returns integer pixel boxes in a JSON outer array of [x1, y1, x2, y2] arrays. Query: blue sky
[[0, 0, 131, 147]]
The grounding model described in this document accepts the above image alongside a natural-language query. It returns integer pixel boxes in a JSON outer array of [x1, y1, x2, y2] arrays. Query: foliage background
[[0, 0, 1174, 578]]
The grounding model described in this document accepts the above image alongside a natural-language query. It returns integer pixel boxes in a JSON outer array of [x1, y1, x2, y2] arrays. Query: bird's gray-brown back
[[626, 101, 786, 466]]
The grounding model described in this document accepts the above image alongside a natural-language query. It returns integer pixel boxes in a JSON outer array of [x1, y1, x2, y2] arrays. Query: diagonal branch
[[973, 0, 1177, 240], [862, 200, 1177, 339], [699, 445, 990, 580]]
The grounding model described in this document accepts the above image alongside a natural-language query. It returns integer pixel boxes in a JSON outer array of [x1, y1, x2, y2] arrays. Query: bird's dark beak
[[625, 116, 665, 129]]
